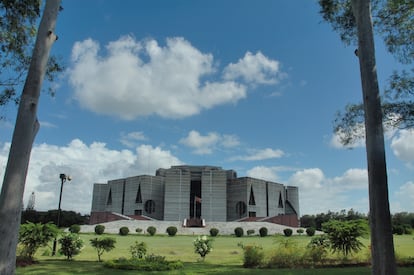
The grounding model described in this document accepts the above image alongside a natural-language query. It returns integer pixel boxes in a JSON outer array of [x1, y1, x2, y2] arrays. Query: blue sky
[[1, 0, 413, 215]]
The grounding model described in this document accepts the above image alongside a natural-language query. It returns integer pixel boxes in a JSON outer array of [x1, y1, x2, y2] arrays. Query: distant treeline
[[21, 210, 89, 228], [300, 209, 414, 234]]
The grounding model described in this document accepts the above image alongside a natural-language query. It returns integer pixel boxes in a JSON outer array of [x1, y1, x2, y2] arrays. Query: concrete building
[[90, 165, 299, 227]]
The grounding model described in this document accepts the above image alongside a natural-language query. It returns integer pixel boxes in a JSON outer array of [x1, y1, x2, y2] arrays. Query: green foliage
[[147, 226, 156, 236], [135, 228, 143, 234], [234, 227, 244, 237], [193, 235, 213, 260], [259, 227, 268, 237], [306, 227, 316, 236], [89, 237, 116, 262], [268, 238, 303, 268], [306, 235, 330, 264], [69, 224, 80, 234], [104, 256, 183, 271], [166, 226, 177, 236], [283, 228, 293, 237], [209, 228, 219, 237], [18, 222, 58, 259], [322, 219, 368, 257], [94, 225, 105, 235], [238, 243, 264, 268], [119, 226, 129, 236], [21, 210, 88, 227], [129, 241, 147, 259], [247, 229, 255, 236], [58, 233, 83, 260]]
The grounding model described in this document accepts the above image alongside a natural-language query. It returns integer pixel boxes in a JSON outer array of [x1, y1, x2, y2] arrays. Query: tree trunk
[[351, 1, 397, 274], [0, 1, 61, 274]]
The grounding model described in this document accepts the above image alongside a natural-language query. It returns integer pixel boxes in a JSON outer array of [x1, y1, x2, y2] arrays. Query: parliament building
[[90, 165, 299, 227]]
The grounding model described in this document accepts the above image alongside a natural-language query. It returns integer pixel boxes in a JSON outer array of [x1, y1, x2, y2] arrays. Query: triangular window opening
[[278, 191, 283, 208], [107, 188, 112, 205], [249, 186, 256, 205], [135, 184, 142, 203]]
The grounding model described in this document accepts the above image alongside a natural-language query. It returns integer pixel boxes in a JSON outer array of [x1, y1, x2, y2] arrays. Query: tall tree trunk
[[0, 1, 61, 274], [351, 1, 397, 274]]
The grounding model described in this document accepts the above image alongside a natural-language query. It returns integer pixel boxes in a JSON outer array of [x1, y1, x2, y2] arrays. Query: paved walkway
[[80, 220, 305, 235]]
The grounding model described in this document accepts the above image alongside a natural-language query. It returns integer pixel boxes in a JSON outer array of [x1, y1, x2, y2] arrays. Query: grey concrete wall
[[227, 179, 247, 221], [163, 168, 191, 221], [267, 182, 286, 216], [286, 186, 300, 217], [106, 179, 124, 213], [91, 183, 108, 212], [201, 169, 227, 222]]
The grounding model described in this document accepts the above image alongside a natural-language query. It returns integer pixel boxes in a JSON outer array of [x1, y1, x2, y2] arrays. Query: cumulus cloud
[[288, 168, 369, 214], [179, 130, 239, 155], [67, 36, 284, 120], [391, 129, 414, 163], [246, 166, 280, 182], [392, 181, 414, 212], [0, 139, 182, 214], [223, 51, 285, 84], [232, 148, 284, 161], [120, 131, 147, 148]]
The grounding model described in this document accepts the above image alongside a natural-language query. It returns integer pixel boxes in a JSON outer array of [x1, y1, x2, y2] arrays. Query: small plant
[[234, 227, 244, 237], [209, 228, 219, 237], [58, 233, 83, 260], [94, 225, 105, 235], [306, 227, 316, 236], [283, 228, 293, 237], [18, 222, 58, 260], [268, 238, 302, 268], [193, 235, 213, 261], [130, 241, 147, 259], [306, 234, 330, 264], [297, 228, 304, 235], [135, 228, 143, 234], [119, 226, 129, 236], [166, 226, 178, 236], [147, 226, 156, 236], [90, 237, 116, 262], [259, 227, 268, 237], [69, 224, 81, 234], [247, 229, 255, 236], [238, 243, 264, 268]]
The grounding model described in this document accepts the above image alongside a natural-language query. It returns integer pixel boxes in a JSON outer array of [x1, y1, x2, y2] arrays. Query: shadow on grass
[[16, 260, 414, 275]]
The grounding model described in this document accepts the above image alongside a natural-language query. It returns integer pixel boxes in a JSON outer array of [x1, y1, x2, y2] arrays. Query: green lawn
[[16, 233, 414, 274]]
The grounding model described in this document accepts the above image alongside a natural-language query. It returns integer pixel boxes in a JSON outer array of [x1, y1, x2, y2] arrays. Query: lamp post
[[52, 173, 71, 256]]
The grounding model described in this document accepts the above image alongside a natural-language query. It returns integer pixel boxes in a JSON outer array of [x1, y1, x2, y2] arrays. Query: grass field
[[16, 233, 414, 274]]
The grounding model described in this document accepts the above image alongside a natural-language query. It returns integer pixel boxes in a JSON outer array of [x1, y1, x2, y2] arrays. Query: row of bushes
[[92, 224, 317, 237]]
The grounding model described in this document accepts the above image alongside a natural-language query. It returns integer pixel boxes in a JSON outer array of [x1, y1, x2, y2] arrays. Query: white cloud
[[391, 129, 414, 163], [0, 139, 182, 214], [223, 51, 284, 84], [288, 168, 369, 215], [68, 36, 252, 120], [392, 181, 414, 212], [179, 130, 239, 155], [120, 131, 147, 148], [232, 148, 284, 161], [246, 166, 280, 182]]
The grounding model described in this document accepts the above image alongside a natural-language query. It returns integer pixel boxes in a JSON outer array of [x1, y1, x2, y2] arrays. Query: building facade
[[90, 165, 299, 226]]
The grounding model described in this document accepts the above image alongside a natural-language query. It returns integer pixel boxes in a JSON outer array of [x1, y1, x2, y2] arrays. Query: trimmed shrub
[[147, 226, 156, 236], [234, 227, 244, 237], [209, 228, 219, 237], [104, 256, 183, 271], [259, 227, 268, 237], [247, 229, 255, 236], [69, 224, 81, 234], [135, 228, 143, 234], [306, 227, 315, 237], [283, 228, 293, 237], [119, 226, 130, 236], [296, 228, 304, 235], [166, 226, 178, 236], [239, 244, 264, 268], [94, 225, 105, 235]]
